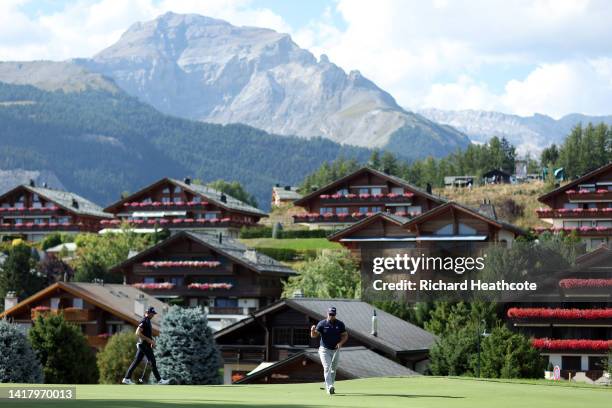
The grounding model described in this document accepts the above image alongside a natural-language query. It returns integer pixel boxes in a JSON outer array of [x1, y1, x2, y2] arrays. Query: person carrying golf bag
[[310, 306, 348, 395], [122, 307, 170, 385]]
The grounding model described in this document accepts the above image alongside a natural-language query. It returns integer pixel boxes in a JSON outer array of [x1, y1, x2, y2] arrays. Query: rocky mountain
[[419, 108, 612, 156], [72, 12, 469, 159], [0, 169, 65, 194]]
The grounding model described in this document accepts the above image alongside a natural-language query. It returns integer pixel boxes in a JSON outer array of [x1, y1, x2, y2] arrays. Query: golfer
[[310, 306, 348, 395], [122, 307, 170, 385]]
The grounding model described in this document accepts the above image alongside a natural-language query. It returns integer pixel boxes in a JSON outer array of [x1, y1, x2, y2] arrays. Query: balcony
[[121, 201, 209, 211], [30, 308, 96, 321], [0, 206, 60, 216], [534, 226, 612, 236], [294, 211, 420, 223], [87, 334, 110, 349], [101, 218, 249, 229], [536, 208, 612, 219], [566, 189, 612, 202], [0, 222, 82, 232], [318, 192, 414, 204]]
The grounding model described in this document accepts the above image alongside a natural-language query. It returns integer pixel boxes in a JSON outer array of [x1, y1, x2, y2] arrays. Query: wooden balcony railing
[[30, 308, 96, 321], [536, 208, 612, 219], [566, 189, 612, 202]]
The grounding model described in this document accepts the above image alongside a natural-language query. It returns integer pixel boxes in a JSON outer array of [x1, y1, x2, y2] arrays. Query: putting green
[[0, 376, 609, 408]]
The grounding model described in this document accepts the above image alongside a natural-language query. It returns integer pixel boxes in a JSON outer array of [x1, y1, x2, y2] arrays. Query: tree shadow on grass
[[335, 393, 464, 399]]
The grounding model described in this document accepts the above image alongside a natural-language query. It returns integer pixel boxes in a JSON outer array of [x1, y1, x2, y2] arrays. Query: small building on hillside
[[483, 169, 512, 184], [214, 298, 437, 384], [235, 346, 417, 384], [0, 181, 112, 242], [108, 231, 296, 331], [535, 162, 612, 251], [272, 185, 302, 207], [444, 175, 475, 188], [103, 178, 267, 238], [292, 167, 446, 229], [0, 281, 167, 350], [506, 245, 612, 381]]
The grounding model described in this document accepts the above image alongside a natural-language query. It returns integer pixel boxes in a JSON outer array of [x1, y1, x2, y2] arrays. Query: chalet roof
[[294, 167, 446, 207], [272, 186, 302, 201], [0, 282, 168, 334], [103, 178, 267, 217], [0, 185, 112, 218], [109, 231, 296, 276], [328, 202, 525, 241], [171, 179, 267, 217], [538, 162, 612, 204], [575, 245, 612, 270], [234, 346, 418, 384], [483, 169, 511, 178], [215, 298, 437, 355]]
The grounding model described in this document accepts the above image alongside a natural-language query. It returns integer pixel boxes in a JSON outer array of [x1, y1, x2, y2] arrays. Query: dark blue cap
[[146, 306, 157, 315], [328, 307, 337, 316]]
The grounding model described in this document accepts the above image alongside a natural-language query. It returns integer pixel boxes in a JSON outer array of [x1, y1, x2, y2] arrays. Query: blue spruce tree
[[156, 306, 221, 384], [0, 320, 43, 383]]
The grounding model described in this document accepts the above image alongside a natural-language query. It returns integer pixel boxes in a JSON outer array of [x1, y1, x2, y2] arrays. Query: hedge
[[255, 247, 319, 262], [239, 226, 331, 239]]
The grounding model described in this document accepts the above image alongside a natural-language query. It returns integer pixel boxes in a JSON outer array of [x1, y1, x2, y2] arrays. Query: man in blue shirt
[[310, 306, 348, 395]]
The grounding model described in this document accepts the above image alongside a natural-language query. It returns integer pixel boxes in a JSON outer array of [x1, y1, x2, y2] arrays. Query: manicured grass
[[240, 238, 341, 250], [2, 376, 609, 408]]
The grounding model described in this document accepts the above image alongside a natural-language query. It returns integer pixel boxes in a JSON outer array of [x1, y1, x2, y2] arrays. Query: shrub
[[479, 326, 545, 378], [239, 226, 272, 238], [156, 306, 221, 384], [97, 332, 149, 384], [0, 320, 44, 383], [29, 314, 99, 384]]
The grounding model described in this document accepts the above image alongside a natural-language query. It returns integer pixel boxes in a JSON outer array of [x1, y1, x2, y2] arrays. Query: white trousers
[[318, 346, 339, 389]]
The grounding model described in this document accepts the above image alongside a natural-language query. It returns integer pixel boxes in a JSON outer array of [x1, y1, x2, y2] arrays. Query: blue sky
[[2, 0, 612, 118]]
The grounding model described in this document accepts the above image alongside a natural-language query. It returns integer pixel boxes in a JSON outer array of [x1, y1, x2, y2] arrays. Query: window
[[319, 207, 333, 214], [577, 184, 595, 192], [50, 298, 60, 310], [563, 203, 579, 210], [371, 206, 382, 213], [408, 205, 422, 215], [586, 203, 597, 209], [174, 186, 181, 193], [192, 196, 201, 203], [596, 220, 612, 227], [144, 277, 155, 283], [215, 298, 238, 308], [563, 221, 579, 228], [172, 196, 181, 203], [579, 220, 593, 227], [394, 206, 408, 213], [162, 187, 170, 194], [293, 328, 310, 346], [561, 356, 581, 371], [458, 223, 477, 235], [162, 197, 170, 203], [391, 187, 404, 195], [32, 194, 41, 208], [73, 298, 84, 308], [337, 188, 349, 195], [359, 188, 369, 195], [273, 327, 292, 345], [590, 238, 606, 249], [205, 212, 219, 220], [142, 197, 152, 204], [371, 187, 382, 195], [336, 207, 349, 215], [359, 207, 368, 214], [434, 224, 453, 235], [169, 277, 184, 286], [58, 217, 70, 224]]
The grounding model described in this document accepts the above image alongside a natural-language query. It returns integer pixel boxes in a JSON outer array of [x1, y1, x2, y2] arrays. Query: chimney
[[371, 309, 378, 337], [42, 182, 48, 188], [71, 198, 79, 209], [218, 232, 223, 244], [4, 291, 18, 311], [275, 183, 280, 188], [220, 194, 227, 203], [29, 179, 35, 187], [134, 294, 147, 317], [383, 167, 390, 175], [284, 185, 291, 191], [426, 183, 432, 194], [245, 249, 258, 263], [184, 177, 191, 185]]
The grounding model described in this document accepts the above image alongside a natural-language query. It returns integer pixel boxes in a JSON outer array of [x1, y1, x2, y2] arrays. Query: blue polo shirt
[[316, 318, 346, 350]]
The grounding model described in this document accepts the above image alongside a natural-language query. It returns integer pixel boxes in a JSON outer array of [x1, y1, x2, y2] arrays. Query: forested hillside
[[0, 82, 372, 209]]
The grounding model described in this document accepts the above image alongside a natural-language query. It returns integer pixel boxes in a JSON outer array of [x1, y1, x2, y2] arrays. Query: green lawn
[[1, 377, 609, 408], [239, 238, 341, 250]]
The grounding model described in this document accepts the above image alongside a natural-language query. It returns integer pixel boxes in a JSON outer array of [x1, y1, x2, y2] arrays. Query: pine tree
[[28, 314, 99, 384], [156, 306, 221, 384], [0, 320, 44, 383], [0, 242, 45, 306]]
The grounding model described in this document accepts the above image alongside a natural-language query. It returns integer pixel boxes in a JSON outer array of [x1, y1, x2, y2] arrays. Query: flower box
[[132, 282, 176, 290], [507, 307, 612, 320], [188, 283, 233, 290], [559, 279, 612, 289], [142, 260, 221, 268], [531, 338, 612, 351]]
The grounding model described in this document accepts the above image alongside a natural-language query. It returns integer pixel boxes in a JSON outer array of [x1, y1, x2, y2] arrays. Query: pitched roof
[[215, 298, 437, 355], [0, 282, 168, 334], [272, 186, 302, 201], [234, 346, 418, 384], [538, 162, 612, 203], [0, 185, 111, 218], [103, 178, 267, 217], [294, 167, 446, 207], [109, 231, 296, 276], [327, 212, 410, 242]]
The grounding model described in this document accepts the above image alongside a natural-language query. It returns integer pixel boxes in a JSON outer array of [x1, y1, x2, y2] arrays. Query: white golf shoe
[[158, 379, 171, 385], [122, 378, 135, 385]]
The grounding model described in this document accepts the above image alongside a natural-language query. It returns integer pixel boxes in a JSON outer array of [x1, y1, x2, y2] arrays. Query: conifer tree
[[0, 320, 44, 383]]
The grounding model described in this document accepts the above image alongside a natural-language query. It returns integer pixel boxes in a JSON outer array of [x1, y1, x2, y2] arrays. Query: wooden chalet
[[0, 282, 167, 350], [0, 181, 112, 242], [292, 167, 445, 228], [536, 162, 612, 251], [506, 245, 612, 381], [108, 231, 296, 331], [213, 298, 436, 384], [483, 169, 512, 184], [272, 185, 301, 207], [103, 178, 267, 238]]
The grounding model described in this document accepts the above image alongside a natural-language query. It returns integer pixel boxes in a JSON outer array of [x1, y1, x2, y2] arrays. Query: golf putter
[[139, 358, 149, 383]]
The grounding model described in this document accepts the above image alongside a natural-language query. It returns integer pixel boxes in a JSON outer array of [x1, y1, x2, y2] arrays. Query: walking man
[[310, 306, 348, 395], [122, 307, 170, 385]]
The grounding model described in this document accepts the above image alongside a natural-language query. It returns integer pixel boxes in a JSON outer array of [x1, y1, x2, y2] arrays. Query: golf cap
[[328, 307, 337, 316], [146, 306, 157, 315]]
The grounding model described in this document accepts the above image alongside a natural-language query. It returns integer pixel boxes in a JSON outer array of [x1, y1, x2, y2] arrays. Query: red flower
[[507, 307, 612, 320], [559, 279, 612, 289], [403, 192, 414, 198], [531, 338, 612, 351]]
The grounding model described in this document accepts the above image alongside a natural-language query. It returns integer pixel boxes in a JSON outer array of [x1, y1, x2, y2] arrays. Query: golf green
[[0, 376, 609, 408]]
